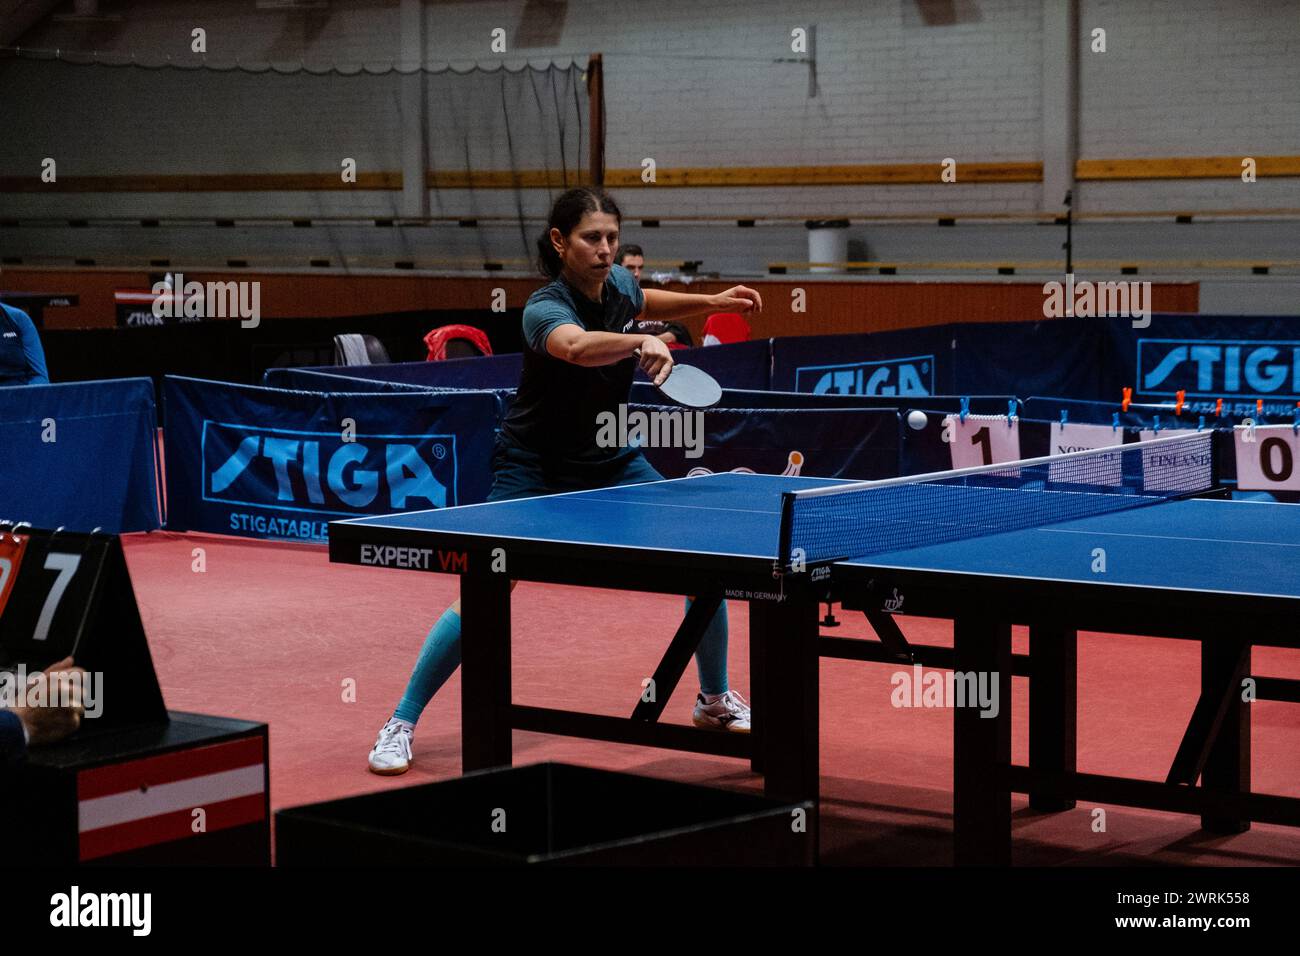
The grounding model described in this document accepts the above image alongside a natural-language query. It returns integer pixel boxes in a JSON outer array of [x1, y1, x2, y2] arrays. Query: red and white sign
[[77, 736, 265, 861], [0, 532, 29, 619]]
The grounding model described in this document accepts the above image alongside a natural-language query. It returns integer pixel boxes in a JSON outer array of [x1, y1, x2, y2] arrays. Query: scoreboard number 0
[[1258, 436, 1294, 482], [1232, 426, 1300, 492]]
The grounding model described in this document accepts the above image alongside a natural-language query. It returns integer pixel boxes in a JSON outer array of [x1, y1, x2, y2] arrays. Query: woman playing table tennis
[[368, 186, 762, 774]]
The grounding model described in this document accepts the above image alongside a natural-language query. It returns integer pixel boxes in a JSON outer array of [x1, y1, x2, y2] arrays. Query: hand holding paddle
[[634, 335, 675, 386], [633, 340, 723, 409]]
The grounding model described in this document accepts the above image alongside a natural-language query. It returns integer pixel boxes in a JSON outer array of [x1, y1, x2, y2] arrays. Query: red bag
[[423, 325, 493, 361]]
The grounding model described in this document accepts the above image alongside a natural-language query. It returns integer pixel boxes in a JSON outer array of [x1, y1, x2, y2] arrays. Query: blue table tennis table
[[329, 433, 1300, 864]]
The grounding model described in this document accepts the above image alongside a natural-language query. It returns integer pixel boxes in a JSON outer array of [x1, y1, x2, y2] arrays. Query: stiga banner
[[1107, 314, 1300, 420], [771, 327, 957, 396], [163, 376, 497, 542], [770, 321, 1109, 400], [638, 405, 901, 481], [0, 378, 161, 534]]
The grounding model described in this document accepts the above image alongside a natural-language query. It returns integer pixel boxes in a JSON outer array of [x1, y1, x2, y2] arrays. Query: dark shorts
[[487, 437, 664, 503]]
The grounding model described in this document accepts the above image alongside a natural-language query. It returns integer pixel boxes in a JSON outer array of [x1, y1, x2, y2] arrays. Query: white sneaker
[[692, 690, 751, 733], [368, 718, 414, 775]]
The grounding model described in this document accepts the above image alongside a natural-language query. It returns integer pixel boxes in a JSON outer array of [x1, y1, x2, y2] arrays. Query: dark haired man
[[616, 245, 694, 348]]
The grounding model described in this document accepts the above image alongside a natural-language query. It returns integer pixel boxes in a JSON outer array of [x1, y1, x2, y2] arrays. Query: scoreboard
[[0, 524, 270, 864], [1, 524, 165, 730]]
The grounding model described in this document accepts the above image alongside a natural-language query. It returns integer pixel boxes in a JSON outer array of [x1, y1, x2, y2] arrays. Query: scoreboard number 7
[[32, 552, 82, 643], [1, 533, 98, 664], [0, 528, 168, 728]]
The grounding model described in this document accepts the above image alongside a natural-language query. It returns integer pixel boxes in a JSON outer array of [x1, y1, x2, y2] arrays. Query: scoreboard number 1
[[945, 415, 1021, 470]]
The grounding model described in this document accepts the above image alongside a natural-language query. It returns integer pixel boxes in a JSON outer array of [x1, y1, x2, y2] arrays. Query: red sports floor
[[124, 530, 1300, 865]]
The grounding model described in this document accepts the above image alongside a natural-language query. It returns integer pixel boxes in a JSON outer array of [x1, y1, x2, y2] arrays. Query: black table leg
[[1029, 624, 1077, 812], [1201, 636, 1251, 834], [751, 590, 819, 811], [749, 598, 767, 774], [952, 615, 1012, 866], [632, 592, 722, 723], [460, 569, 512, 773]]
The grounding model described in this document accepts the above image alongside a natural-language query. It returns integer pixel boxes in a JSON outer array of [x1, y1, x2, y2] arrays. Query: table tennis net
[[779, 430, 1215, 569]]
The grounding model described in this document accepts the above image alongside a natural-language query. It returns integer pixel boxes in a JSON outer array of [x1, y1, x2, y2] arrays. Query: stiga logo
[[1139, 339, 1300, 399], [795, 355, 934, 396], [202, 421, 457, 520]]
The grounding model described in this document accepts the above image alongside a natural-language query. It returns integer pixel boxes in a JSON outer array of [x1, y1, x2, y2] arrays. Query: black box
[[9, 712, 270, 866], [276, 762, 814, 865]]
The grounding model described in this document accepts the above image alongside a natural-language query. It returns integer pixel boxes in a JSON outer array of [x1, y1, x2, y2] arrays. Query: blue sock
[[687, 597, 729, 696], [393, 608, 462, 725]]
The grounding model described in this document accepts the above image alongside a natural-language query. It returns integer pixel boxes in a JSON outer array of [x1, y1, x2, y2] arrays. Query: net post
[[1208, 425, 1224, 493], [775, 490, 797, 577]]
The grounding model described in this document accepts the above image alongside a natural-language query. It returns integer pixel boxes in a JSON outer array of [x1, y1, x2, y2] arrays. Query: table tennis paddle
[[634, 349, 723, 408]]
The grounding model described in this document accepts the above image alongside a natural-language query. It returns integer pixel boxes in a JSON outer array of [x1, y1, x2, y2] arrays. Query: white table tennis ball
[[907, 410, 928, 430]]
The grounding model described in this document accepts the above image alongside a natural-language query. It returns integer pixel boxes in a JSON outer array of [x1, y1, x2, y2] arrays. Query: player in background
[[0, 302, 50, 387], [617, 245, 695, 347]]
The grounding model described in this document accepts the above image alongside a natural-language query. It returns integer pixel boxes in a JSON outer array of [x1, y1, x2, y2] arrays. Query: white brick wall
[[20, 0, 404, 67], [1080, 0, 1300, 157], [1, 0, 1296, 278], [7, 0, 1047, 217], [0, 59, 406, 176], [1077, 0, 1300, 213]]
